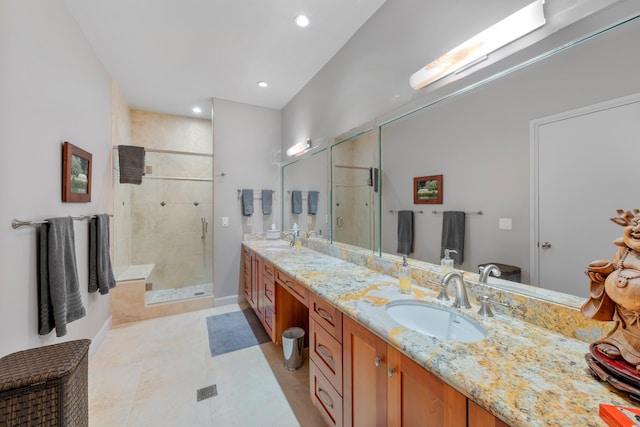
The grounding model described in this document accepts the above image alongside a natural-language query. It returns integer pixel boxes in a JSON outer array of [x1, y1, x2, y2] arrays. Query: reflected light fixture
[[286, 138, 312, 157], [192, 107, 202, 113], [410, 0, 545, 91], [257, 81, 268, 88]]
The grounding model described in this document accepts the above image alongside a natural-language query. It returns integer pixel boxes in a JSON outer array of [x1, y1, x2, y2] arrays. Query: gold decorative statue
[[582, 209, 640, 372]]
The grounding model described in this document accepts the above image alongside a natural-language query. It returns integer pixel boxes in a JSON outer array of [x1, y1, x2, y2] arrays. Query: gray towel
[[397, 210, 414, 255], [291, 191, 302, 214], [262, 190, 272, 215], [441, 211, 465, 264], [118, 145, 145, 184], [89, 214, 116, 295], [38, 217, 86, 337], [308, 191, 319, 215], [242, 189, 254, 216]]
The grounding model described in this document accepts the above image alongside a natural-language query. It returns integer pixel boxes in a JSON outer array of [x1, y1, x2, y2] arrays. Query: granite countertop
[[243, 239, 633, 427]]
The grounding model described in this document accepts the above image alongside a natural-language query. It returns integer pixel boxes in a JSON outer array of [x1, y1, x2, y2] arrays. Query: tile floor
[[89, 302, 326, 426]]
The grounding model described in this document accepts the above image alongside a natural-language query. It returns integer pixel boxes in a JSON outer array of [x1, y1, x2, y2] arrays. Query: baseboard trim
[[89, 315, 112, 359], [213, 294, 240, 307]]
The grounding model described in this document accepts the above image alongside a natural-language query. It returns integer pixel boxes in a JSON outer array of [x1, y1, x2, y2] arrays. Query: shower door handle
[[201, 218, 208, 239]]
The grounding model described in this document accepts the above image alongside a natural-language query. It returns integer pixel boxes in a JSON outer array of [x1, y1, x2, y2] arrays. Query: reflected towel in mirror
[[242, 189, 254, 216], [308, 191, 319, 215]]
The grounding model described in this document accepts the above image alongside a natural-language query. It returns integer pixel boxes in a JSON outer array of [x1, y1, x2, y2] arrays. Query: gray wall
[[212, 99, 281, 304], [0, 1, 113, 356]]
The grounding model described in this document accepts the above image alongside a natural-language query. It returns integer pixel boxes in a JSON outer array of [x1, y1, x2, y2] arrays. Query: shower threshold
[[146, 283, 213, 305]]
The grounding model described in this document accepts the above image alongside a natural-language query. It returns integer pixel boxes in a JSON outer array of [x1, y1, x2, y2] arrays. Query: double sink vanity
[[241, 236, 630, 426]]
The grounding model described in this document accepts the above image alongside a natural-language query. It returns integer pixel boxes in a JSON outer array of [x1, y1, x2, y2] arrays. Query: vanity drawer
[[310, 319, 343, 394], [262, 259, 274, 280], [276, 270, 308, 307], [263, 305, 275, 341], [310, 361, 343, 427], [310, 293, 342, 343], [264, 276, 275, 304]]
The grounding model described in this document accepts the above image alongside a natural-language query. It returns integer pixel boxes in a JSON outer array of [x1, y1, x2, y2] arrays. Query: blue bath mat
[[206, 308, 270, 357]]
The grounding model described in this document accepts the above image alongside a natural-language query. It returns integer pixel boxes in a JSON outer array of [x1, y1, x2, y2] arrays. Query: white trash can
[[282, 327, 305, 371]]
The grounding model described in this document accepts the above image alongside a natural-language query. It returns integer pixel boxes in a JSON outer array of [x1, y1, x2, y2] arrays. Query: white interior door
[[533, 94, 640, 297]]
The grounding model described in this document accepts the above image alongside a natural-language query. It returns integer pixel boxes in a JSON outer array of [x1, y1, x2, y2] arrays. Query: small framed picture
[[62, 141, 92, 202], [414, 174, 442, 204]]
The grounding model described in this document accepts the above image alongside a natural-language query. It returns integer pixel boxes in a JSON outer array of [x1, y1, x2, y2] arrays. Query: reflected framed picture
[[414, 174, 442, 204], [62, 141, 92, 202]]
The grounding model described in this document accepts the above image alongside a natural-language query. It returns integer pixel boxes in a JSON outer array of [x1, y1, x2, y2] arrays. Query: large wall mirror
[[378, 16, 640, 300], [281, 148, 329, 237]]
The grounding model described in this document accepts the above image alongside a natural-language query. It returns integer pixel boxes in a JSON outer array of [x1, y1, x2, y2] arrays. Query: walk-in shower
[[113, 148, 213, 304]]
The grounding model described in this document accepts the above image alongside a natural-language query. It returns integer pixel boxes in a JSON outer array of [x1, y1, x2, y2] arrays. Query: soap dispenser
[[399, 255, 412, 294], [441, 249, 457, 273]]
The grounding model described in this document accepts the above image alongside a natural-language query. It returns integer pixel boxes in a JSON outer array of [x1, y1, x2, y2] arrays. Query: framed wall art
[[413, 174, 442, 204], [62, 141, 92, 202]]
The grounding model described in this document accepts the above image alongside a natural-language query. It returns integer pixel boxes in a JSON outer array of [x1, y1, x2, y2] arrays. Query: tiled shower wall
[[118, 110, 213, 291]]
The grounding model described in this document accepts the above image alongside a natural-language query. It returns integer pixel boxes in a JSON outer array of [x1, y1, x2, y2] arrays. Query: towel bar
[[11, 214, 113, 229], [389, 210, 424, 214], [432, 210, 483, 215]]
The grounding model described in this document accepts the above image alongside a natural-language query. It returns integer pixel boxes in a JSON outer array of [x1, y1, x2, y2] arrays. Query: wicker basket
[[0, 339, 90, 427]]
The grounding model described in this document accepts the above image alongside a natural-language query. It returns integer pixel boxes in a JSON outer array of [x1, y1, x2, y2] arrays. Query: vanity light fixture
[[410, 0, 546, 91], [192, 107, 202, 113], [295, 14, 310, 28], [286, 138, 312, 157], [257, 81, 268, 88]]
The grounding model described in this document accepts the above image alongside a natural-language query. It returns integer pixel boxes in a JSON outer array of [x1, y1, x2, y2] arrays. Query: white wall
[[0, 1, 112, 356], [212, 99, 281, 304]]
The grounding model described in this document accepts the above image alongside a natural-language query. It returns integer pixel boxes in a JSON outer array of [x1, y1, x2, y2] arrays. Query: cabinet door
[[467, 400, 509, 427], [343, 317, 388, 427], [387, 347, 466, 427], [242, 248, 252, 302]]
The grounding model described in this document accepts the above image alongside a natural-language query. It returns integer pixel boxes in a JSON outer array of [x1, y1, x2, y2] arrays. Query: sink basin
[[386, 300, 487, 342]]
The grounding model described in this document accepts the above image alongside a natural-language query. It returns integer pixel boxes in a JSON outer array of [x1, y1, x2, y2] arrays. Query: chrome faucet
[[284, 232, 296, 246], [305, 230, 317, 238], [478, 264, 502, 284], [440, 271, 471, 309]]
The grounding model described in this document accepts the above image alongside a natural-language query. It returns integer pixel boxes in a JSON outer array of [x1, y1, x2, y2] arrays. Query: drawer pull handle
[[265, 289, 273, 298], [317, 388, 334, 409], [374, 357, 382, 367], [316, 307, 333, 322], [388, 367, 396, 377], [317, 344, 334, 361]]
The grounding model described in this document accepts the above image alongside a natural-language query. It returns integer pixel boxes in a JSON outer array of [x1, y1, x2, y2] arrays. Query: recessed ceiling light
[[295, 14, 310, 28], [257, 81, 268, 88], [192, 107, 202, 113]]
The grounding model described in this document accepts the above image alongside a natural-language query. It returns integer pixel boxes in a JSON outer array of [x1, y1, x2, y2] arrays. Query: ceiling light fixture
[[257, 81, 268, 88], [410, 0, 546, 91], [295, 14, 310, 28], [192, 107, 202, 113], [286, 138, 312, 157]]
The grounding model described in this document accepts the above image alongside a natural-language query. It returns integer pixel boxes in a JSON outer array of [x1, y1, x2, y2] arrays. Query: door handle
[[201, 218, 208, 239], [337, 216, 343, 228], [540, 242, 551, 250]]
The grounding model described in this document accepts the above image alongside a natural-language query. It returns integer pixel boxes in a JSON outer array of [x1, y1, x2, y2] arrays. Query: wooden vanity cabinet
[[467, 401, 509, 427], [344, 316, 468, 427], [242, 247, 257, 310], [309, 293, 344, 427], [260, 258, 276, 341]]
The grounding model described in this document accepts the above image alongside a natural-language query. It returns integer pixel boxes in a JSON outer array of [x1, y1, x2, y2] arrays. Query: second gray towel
[[308, 191, 319, 215], [89, 214, 116, 295], [291, 190, 302, 214], [38, 217, 86, 337], [118, 145, 145, 185], [397, 210, 414, 255], [441, 211, 465, 264], [242, 189, 254, 216], [262, 190, 272, 215]]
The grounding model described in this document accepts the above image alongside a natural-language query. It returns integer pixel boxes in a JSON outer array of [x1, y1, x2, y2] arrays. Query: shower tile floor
[[88, 303, 325, 426], [145, 283, 214, 305]]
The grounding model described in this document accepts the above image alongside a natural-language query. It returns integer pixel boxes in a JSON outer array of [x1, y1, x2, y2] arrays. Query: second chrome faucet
[[438, 271, 471, 309]]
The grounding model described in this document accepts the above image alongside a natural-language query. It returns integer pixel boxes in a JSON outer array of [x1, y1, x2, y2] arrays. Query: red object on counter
[[600, 404, 640, 427]]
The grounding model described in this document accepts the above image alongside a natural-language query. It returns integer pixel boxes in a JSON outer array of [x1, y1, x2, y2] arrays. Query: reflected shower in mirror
[[281, 148, 328, 237], [331, 128, 380, 252]]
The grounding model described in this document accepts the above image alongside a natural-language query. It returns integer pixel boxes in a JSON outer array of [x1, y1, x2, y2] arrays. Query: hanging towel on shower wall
[[242, 189, 254, 216], [397, 210, 414, 255], [38, 217, 86, 337], [291, 190, 303, 214], [440, 211, 465, 264], [308, 191, 319, 215], [262, 190, 272, 215], [88, 214, 116, 295], [118, 145, 145, 185]]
